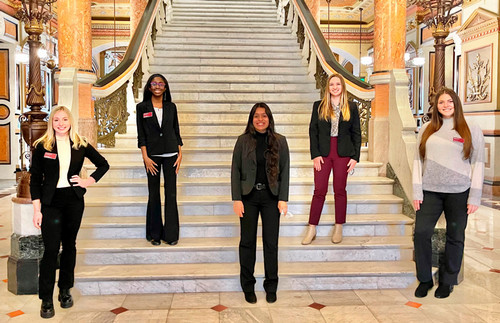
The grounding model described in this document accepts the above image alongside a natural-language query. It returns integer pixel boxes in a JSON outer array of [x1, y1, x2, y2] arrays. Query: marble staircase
[[75, 0, 416, 294]]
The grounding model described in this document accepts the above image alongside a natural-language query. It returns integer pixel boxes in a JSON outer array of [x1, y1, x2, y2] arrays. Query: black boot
[[244, 292, 257, 304], [266, 292, 277, 303], [58, 288, 74, 308], [414, 280, 434, 298], [40, 300, 55, 319], [434, 283, 453, 299]]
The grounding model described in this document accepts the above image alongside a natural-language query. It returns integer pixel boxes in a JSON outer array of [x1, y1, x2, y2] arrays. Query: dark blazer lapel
[[148, 101, 161, 130], [160, 101, 169, 130]]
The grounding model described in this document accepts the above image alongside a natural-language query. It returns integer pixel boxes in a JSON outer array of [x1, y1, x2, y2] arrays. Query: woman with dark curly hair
[[231, 103, 290, 304]]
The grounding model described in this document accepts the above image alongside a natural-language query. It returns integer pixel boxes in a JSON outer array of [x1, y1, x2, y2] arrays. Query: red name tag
[[143, 112, 153, 118], [453, 137, 464, 143], [44, 152, 57, 159]]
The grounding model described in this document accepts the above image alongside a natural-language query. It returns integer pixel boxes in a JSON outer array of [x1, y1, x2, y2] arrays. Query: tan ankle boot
[[332, 224, 343, 244], [301, 225, 316, 245]]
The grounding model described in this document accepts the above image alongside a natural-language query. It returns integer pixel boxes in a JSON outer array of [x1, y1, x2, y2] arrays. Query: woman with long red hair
[[413, 87, 484, 299]]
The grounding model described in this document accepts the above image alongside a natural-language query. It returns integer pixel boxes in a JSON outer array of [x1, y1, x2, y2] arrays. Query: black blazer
[[309, 100, 361, 162], [30, 141, 109, 205], [136, 100, 183, 156], [231, 133, 290, 201]]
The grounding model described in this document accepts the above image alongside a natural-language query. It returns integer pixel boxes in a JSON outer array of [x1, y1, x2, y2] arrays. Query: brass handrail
[[277, 0, 374, 143]]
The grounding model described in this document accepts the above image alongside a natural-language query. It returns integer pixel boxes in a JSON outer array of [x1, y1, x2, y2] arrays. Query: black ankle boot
[[434, 283, 453, 299], [244, 291, 257, 304], [266, 292, 277, 303], [414, 280, 434, 298], [58, 288, 74, 308], [40, 300, 55, 319]]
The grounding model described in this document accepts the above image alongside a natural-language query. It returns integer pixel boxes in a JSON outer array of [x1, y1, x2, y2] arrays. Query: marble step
[[154, 43, 301, 53], [152, 57, 306, 67], [162, 25, 292, 34], [170, 21, 281, 27], [171, 16, 278, 23], [169, 92, 318, 103], [87, 176, 394, 198], [129, 102, 314, 115], [82, 194, 403, 217], [88, 160, 381, 180], [173, 10, 277, 17], [78, 213, 412, 239], [114, 133, 312, 149], [163, 73, 312, 83], [165, 82, 317, 92], [155, 65, 309, 76], [155, 50, 303, 60], [174, 0, 274, 4], [75, 236, 413, 265], [99, 147, 313, 163], [160, 31, 295, 40], [172, 102, 314, 112], [155, 36, 297, 47], [138, 112, 312, 124], [74, 261, 418, 294]]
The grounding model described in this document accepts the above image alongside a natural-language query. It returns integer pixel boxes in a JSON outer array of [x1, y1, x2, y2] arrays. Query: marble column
[[305, 0, 320, 24], [369, 0, 406, 172], [57, 0, 97, 145], [130, 0, 148, 37]]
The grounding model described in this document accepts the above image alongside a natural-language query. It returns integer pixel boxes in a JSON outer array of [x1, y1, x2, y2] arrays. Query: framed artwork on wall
[[464, 44, 492, 104]]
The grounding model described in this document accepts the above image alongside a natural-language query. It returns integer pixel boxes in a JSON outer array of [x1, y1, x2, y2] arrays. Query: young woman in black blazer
[[231, 103, 290, 304], [136, 74, 183, 246], [302, 73, 361, 245], [30, 106, 109, 318]]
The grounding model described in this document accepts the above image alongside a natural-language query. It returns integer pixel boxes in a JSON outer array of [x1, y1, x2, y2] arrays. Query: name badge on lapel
[[453, 137, 464, 143], [44, 152, 57, 159], [143, 112, 153, 118]]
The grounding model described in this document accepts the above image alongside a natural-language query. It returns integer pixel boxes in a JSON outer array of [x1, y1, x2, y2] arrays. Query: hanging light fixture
[[359, 8, 362, 63], [326, 0, 332, 45]]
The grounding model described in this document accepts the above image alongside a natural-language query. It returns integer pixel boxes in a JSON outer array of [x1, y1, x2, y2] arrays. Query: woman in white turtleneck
[[30, 106, 109, 318]]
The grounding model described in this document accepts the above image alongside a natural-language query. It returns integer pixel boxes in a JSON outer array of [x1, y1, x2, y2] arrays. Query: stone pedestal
[[8, 198, 43, 295]]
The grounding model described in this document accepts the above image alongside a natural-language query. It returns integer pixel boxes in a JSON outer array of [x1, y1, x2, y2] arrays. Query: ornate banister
[[276, 0, 374, 144], [92, 0, 172, 147]]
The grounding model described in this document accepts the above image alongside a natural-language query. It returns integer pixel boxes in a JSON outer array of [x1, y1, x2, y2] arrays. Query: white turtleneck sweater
[[413, 117, 485, 206], [56, 136, 71, 188]]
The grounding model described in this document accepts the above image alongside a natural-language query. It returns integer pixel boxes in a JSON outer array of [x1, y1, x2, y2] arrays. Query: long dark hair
[[142, 73, 172, 103], [243, 103, 281, 186], [419, 87, 472, 160]]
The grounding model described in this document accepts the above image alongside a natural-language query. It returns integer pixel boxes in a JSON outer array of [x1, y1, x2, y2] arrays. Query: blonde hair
[[318, 73, 350, 122], [34, 106, 88, 151]]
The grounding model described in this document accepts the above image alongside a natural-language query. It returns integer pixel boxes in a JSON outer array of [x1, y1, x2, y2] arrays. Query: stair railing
[[276, 0, 374, 144], [92, 0, 173, 147]]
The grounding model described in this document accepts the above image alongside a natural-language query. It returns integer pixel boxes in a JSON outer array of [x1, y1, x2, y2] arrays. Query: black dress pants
[[414, 189, 469, 285], [239, 189, 280, 293], [39, 188, 84, 301], [146, 155, 179, 243]]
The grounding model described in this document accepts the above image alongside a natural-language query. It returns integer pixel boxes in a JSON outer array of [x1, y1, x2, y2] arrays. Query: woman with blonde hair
[[413, 87, 484, 298], [302, 73, 361, 245], [30, 106, 109, 318]]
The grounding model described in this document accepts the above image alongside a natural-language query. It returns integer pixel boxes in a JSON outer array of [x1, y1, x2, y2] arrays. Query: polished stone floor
[[0, 193, 499, 322]]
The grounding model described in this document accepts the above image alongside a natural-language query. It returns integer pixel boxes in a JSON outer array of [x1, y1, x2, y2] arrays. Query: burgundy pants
[[308, 137, 350, 225]]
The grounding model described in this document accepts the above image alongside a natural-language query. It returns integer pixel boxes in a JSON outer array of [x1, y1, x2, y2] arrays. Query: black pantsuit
[[146, 155, 179, 242], [39, 188, 84, 301], [414, 189, 469, 285], [239, 189, 280, 293], [231, 132, 290, 293], [30, 141, 109, 302]]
